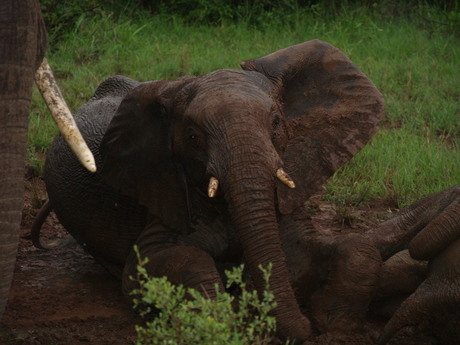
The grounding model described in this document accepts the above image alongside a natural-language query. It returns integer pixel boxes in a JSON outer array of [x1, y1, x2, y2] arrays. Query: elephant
[[368, 186, 460, 345], [34, 40, 459, 343], [0, 0, 95, 320]]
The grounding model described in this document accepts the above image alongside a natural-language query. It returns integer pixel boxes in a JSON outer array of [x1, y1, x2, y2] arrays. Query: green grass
[[29, 2, 459, 207], [325, 129, 460, 207]]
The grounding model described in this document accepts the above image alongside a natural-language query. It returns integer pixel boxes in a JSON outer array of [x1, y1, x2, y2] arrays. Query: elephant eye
[[188, 134, 202, 149], [272, 115, 281, 129]]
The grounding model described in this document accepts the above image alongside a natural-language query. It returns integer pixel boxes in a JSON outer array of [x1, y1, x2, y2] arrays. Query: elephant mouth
[[205, 168, 295, 200]]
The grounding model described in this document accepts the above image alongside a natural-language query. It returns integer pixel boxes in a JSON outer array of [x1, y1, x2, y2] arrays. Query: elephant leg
[[362, 186, 460, 344], [177, 218, 231, 260], [122, 220, 224, 302], [0, 0, 47, 318], [365, 185, 460, 260], [377, 239, 460, 345]]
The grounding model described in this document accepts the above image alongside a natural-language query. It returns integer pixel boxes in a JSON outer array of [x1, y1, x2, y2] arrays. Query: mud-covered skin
[[368, 186, 460, 344], [42, 40, 459, 343], [280, 213, 383, 334], [44, 114, 460, 343], [43, 40, 385, 342], [280, 186, 460, 342]]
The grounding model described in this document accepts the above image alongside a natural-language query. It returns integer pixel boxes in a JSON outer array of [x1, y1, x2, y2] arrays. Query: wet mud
[[0, 178, 438, 345]]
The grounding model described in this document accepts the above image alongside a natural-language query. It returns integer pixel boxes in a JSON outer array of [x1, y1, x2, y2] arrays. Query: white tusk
[[34, 58, 96, 173], [276, 168, 295, 189], [208, 176, 219, 198]]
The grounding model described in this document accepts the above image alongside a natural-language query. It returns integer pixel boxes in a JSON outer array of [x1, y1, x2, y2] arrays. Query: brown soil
[[0, 177, 438, 345]]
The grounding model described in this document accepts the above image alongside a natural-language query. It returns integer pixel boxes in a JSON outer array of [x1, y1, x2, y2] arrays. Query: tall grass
[[29, 2, 459, 207]]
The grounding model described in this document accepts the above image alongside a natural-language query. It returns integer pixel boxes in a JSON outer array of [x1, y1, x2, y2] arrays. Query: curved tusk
[[208, 176, 219, 198], [276, 168, 295, 189], [34, 58, 96, 173]]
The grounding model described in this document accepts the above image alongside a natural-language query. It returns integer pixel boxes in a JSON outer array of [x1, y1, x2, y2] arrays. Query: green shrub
[[131, 248, 278, 345]]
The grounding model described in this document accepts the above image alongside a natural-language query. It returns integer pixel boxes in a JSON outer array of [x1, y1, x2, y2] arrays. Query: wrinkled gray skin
[[40, 42, 459, 343], [368, 186, 460, 345], [0, 0, 47, 318]]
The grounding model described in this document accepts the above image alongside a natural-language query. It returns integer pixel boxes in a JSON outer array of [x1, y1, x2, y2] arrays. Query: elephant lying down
[[34, 40, 460, 343]]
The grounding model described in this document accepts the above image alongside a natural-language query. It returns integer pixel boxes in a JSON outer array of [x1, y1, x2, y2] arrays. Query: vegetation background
[[31, 0, 459, 208]]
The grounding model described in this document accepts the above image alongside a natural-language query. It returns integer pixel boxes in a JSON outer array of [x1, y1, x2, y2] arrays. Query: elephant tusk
[[34, 58, 97, 173], [276, 168, 295, 189], [208, 176, 219, 198]]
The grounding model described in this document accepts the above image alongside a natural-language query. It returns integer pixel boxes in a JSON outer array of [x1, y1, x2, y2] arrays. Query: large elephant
[[37, 40, 459, 343], [0, 0, 94, 320], [41, 40, 383, 341]]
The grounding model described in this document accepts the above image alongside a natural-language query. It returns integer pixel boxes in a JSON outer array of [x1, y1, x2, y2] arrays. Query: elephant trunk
[[218, 136, 311, 341]]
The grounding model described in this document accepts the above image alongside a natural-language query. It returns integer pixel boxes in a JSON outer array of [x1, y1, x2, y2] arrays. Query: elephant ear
[[100, 77, 196, 232], [241, 40, 384, 214]]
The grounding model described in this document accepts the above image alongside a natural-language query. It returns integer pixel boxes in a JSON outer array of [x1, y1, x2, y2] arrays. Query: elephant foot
[[276, 318, 312, 345], [310, 233, 381, 333], [377, 239, 460, 345]]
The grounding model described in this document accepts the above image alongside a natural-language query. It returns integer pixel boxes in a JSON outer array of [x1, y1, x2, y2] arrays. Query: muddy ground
[[0, 177, 438, 345]]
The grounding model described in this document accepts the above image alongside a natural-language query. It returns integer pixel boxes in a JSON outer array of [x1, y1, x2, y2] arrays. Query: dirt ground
[[0, 177, 439, 345]]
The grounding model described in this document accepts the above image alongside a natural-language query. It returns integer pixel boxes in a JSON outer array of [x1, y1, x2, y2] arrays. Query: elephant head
[[100, 40, 384, 340]]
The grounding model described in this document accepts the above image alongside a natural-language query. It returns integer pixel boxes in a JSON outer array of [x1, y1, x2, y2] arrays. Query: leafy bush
[[131, 248, 278, 345]]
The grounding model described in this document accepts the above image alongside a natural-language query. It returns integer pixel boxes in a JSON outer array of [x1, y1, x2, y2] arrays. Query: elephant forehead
[[202, 68, 272, 86], [186, 90, 272, 124], [184, 70, 273, 123]]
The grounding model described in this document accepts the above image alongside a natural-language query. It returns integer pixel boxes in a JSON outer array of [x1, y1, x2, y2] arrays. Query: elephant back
[[45, 76, 148, 271]]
